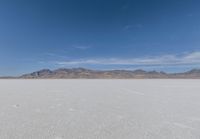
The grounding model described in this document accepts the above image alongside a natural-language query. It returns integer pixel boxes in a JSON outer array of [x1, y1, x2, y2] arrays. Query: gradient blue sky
[[1, 0, 200, 76]]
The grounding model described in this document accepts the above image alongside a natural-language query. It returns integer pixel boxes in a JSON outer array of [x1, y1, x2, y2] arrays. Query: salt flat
[[0, 79, 200, 139]]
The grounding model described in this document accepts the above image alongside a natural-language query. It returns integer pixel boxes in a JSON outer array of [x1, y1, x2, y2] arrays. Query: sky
[[1, 0, 200, 76]]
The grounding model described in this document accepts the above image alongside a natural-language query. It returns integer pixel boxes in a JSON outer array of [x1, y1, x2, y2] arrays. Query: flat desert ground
[[0, 79, 200, 139]]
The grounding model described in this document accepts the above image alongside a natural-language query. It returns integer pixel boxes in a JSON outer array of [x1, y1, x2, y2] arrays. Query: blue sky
[[1, 0, 200, 76]]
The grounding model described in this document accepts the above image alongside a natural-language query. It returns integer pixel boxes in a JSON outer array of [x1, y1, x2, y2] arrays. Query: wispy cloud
[[121, 4, 129, 10], [74, 45, 91, 50], [186, 13, 193, 17], [56, 52, 200, 67], [44, 52, 68, 59], [123, 24, 143, 31], [123, 25, 133, 30]]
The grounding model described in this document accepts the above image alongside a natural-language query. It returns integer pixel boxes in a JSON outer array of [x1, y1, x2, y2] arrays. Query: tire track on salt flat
[[119, 88, 145, 96]]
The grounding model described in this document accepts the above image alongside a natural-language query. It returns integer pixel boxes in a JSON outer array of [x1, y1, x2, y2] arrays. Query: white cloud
[[56, 52, 200, 66], [184, 52, 200, 60], [74, 45, 91, 50]]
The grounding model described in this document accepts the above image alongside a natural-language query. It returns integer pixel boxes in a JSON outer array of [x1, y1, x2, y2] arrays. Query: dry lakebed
[[0, 79, 200, 139]]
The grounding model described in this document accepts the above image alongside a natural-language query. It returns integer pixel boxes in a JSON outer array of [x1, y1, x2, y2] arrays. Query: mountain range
[[3, 68, 197, 79]]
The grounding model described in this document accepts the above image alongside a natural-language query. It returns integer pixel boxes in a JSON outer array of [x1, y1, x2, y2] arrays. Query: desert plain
[[0, 79, 200, 139]]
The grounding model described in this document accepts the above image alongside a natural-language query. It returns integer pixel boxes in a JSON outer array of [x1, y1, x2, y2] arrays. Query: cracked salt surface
[[0, 79, 200, 139]]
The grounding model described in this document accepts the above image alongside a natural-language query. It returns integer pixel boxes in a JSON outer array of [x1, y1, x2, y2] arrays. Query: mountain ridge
[[13, 68, 200, 79]]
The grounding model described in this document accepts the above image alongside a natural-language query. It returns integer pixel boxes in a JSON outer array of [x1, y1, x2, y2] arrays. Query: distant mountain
[[16, 68, 200, 79], [171, 69, 200, 78]]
